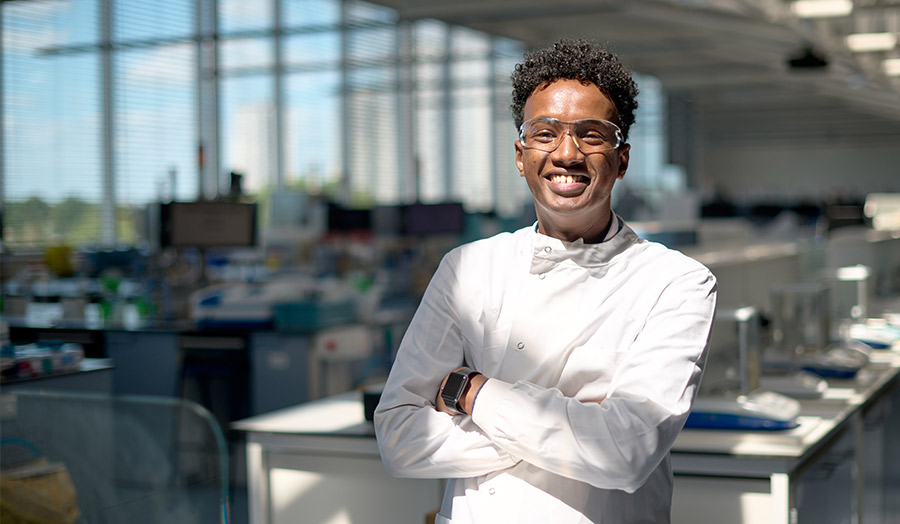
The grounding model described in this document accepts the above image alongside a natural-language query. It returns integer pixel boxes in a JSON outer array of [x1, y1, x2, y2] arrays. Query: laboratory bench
[[232, 350, 900, 524], [232, 390, 441, 524], [3, 317, 393, 423], [671, 349, 900, 524], [0, 357, 114, 394]]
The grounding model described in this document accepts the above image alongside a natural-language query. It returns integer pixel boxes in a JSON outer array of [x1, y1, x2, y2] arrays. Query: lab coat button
[[489, 488, 496, 495], [543, 246, 552, 253], [538, 273, 546, 280], [516, 342, 525, 350]]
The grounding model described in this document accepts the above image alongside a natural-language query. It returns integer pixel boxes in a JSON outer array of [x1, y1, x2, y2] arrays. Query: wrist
[[440, 368, 483, 415], [461, 374, 488, 414]]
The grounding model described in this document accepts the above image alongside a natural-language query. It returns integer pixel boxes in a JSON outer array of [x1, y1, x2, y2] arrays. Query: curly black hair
[[511, 38, 639, 141]]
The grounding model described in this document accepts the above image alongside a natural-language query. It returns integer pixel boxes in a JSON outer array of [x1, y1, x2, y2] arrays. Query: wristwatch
[[440, 367, 482, 415]]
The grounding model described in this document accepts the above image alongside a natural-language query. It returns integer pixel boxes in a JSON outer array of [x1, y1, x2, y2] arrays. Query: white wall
[[699, 141, 900, 204]]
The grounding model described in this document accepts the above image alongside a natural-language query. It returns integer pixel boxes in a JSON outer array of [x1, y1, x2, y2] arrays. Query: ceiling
[[367, 0, 900, 146]]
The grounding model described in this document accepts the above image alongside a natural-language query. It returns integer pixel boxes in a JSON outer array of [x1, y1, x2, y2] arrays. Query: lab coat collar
[[529, 212, 638, 273]]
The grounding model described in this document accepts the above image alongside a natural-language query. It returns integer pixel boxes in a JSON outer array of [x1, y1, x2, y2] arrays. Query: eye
[[576, 122, 612, 144], [529, 128, 558, 143], [579, 129, 608, 145]]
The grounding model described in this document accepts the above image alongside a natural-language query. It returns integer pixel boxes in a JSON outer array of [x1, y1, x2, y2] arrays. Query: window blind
[[3, 0, 621, 251], [2, 0, 104, 248], [113, 0, 198, 245]]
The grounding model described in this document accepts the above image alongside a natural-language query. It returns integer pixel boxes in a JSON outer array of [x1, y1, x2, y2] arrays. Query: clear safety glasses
[[519, 117, 624, 154]]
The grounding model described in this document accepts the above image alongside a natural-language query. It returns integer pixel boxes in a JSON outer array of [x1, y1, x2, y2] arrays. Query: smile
[[547, 174, 588, 185]]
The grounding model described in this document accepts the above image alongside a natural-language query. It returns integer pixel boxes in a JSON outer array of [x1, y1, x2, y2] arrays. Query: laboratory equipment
[[769, 283, 830, 358], [686, 307, 802, 430], [820, 265, 871, 323], [764, 282, 867, 380], [759, 371, 828, 399], [848, 318, 900, 349], [309, 324, 374, 399], [189, 277, 315, 329], [686, 390, 801, 430], [817, 264, 900, 349]]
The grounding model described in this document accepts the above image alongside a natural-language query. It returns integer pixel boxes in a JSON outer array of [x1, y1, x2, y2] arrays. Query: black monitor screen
[[327, 203, 372, 233], [160, 201, 257, 248], [402, 202, 465, 236]]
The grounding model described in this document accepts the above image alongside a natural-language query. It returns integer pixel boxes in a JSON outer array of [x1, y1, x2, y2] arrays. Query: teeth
[[551, 175, 579, 184]]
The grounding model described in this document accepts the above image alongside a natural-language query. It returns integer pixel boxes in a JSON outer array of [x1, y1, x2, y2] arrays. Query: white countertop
[[233, 390, 374, 437], [674, 350, 900, 459], [233, 351, 900, 462]]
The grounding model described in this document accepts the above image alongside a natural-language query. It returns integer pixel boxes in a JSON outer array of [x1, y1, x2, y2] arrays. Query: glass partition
[[0, 391, 229, 523]]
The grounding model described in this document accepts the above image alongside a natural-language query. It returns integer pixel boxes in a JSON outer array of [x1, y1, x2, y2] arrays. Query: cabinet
[[105, 329, 317, 419], [249, 332, 312, 415], [671, 352, 900, 524], [860, 381, 900, 524], [105, 331, 179, 397]]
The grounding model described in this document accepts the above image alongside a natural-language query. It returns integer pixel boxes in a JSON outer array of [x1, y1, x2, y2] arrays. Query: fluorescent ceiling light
[[791, 0, 853, 18], [846, 32, 897, 52], [835, 265, 870, 281], [884, 58, 900, 76]]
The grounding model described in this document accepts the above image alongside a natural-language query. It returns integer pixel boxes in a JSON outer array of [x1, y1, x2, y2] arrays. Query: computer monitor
[[160, 201, 257, 248], [327, 202, 372, 234], [401, 202, 465, 237]]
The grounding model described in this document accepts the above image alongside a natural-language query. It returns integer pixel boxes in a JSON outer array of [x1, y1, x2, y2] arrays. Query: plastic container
[[273, 299, 357, 333]]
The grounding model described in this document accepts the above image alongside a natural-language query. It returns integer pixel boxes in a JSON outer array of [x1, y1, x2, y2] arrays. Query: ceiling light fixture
[[791, 0, 853, 18], [846, 32, 897, 52], [883, 58, 900, 76]]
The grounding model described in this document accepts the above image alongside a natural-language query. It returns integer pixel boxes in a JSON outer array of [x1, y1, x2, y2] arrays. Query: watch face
[[442, 372, 467, 402]]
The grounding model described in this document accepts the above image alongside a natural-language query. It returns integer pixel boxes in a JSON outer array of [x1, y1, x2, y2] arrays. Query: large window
[[2, 0, 669, 250], [3, 0, 104, 246]]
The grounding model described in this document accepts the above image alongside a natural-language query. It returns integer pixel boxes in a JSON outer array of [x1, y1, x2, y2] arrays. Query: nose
[[550, 130, 585, 163]]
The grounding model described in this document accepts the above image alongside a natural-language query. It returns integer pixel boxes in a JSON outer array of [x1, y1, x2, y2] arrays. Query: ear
[[515, 140, 525, 177], [616, 144, 630, 180]]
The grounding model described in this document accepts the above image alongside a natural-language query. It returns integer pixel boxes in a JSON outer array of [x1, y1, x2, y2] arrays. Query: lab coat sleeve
[[471, 266, 717, 492], [374, 252, 520, 479]]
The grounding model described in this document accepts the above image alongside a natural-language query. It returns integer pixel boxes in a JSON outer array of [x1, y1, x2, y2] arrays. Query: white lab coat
[[375, 217, 717, 523]]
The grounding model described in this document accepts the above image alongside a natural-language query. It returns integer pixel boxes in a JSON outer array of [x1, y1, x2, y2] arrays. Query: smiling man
[[375, 38, 718, 523]]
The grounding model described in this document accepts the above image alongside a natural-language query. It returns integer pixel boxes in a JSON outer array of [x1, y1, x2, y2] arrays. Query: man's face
[[515, 79, 630, 239]]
